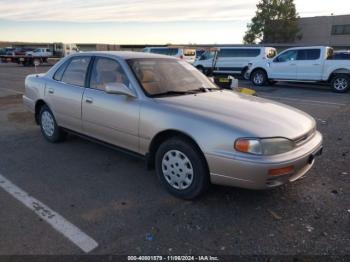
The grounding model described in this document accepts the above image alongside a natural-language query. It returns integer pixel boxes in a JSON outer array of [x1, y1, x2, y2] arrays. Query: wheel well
[[34, 100, 46, 124], [147, 130, 208, 171], [328, 69, 350, 82], [241, 66, 248, 73]]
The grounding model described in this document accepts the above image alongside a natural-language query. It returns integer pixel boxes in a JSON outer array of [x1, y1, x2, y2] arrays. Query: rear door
[[82, 57, 140, 152], [269, 50, 298, 79], [46, 56, 91, 132], [296, 49, 323, 80]]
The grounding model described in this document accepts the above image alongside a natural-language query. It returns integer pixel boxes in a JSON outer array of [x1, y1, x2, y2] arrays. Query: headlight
[[234, 138, 295, 155]]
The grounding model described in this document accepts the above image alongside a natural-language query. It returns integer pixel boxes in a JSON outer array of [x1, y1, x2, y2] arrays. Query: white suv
[[193, 47, 276, 78]]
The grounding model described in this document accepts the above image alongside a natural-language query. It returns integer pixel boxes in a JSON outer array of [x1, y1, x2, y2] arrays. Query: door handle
[[85, 97, 93, 104], [48, 88, 54, 94], [313, 64, 320, 66], [290, 63, 296, 66]]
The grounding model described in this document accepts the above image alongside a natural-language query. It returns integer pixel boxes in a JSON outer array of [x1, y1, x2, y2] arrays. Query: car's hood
[[155, 90, 315, 139]]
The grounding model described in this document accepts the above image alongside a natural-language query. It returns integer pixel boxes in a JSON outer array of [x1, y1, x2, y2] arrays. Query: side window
[[53, 61, 69, 81], [275, 50, 297, 62], [307, 49, 321, 60], [90, 57, 130, 91], [297, 49, 321, 60], [61, 57, 91, 87]]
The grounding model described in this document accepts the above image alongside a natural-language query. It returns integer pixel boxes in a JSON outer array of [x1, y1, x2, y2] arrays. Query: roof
[[73, 51, 174, 60]]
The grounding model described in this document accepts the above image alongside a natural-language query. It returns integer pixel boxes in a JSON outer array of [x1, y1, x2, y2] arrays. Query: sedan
[[23, 52, 323, 199]]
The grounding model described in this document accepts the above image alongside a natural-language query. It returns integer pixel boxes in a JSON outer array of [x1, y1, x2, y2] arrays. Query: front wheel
[[331, 74, 350, 93], [39, 105, 66, 143], [251, 69, 268, 86], [155, 137, 210, 199]]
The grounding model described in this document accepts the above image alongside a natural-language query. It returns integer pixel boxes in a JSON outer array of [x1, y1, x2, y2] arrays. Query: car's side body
[[23, 52, 322, 196]]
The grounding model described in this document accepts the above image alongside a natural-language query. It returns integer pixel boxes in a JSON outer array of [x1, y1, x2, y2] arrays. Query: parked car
[[143, 47, 196, 64], [13, 47, 34, 56], [26, 48, 53, 57], [23, 52, 323, 199], [332, 50, 350, 60], [4, 47, 15, 56], [193, 46, 277, 78], [247, 46, 350, 93]]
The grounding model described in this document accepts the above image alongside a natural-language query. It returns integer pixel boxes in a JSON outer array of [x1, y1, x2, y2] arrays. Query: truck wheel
[[331, 74, 349, 93], [39, 105, 66, 143], [251, 69, 268, 86], [155, 137, 210, 199]]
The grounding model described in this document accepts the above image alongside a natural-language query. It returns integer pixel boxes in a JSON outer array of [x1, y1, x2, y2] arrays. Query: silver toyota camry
[[23, 52, 323, 199]]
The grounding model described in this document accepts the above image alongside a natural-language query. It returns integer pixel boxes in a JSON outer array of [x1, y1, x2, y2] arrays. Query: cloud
[[0, 0, 256, 22]]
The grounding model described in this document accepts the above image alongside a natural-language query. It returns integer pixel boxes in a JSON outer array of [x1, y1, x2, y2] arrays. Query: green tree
[[243, 0, 301, 44]]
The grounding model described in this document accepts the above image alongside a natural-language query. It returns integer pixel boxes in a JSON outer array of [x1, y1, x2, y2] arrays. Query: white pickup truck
[[26, 48, 53, 57], [247, 46, 350, 93]]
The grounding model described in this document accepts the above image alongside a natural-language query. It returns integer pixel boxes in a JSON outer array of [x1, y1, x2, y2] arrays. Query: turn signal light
[[235, 140, 250, 152], [268, 165, 294, 176]]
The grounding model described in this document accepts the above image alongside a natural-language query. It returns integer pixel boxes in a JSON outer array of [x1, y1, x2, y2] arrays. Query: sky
[[0, 0, 349, 44]]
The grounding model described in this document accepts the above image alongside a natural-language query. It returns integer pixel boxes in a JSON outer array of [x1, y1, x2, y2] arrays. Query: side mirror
[[105, 83, 136, 98], [273, 57, 279, 63]]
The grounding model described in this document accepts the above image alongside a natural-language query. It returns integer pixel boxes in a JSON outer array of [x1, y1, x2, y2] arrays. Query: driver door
[[269, 50, 298, 79], [82, 57, 140, 153]]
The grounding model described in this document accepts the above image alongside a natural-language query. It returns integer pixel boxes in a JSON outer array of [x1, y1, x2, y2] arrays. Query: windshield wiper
[[150, 90, 197, 97], [188, 86, 220, 93]]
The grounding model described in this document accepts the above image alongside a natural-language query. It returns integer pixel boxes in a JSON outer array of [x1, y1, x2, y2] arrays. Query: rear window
[[61, 57, 91, 86], [184, 49, 196, 57], [150, 48, 179, 56], [53, 61, 69, 81], [218, 48, 260, 58]]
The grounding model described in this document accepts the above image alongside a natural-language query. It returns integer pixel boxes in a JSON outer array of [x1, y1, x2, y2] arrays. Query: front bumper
[[206, 131, 323, 189]]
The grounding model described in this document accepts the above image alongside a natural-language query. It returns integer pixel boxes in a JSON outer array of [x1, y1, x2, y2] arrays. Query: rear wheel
[[39, 105, 66, 143], [251, 69, 268, 86], [155, 137, 210, 199], [331, 74, 350, 93]]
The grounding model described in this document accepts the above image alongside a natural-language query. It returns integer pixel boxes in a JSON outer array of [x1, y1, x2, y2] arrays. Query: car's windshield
[[128, 58, 219, 97]]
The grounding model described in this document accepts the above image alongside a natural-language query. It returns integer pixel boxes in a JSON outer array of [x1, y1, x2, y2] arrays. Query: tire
[[331, 74, 350, 93], [251, 69, 268, 86], [39, 105, 66, 143], [155, 137, 210, 199]]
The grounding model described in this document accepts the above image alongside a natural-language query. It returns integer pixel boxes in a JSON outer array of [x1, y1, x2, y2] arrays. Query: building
[[265, 14, 350, 50]]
